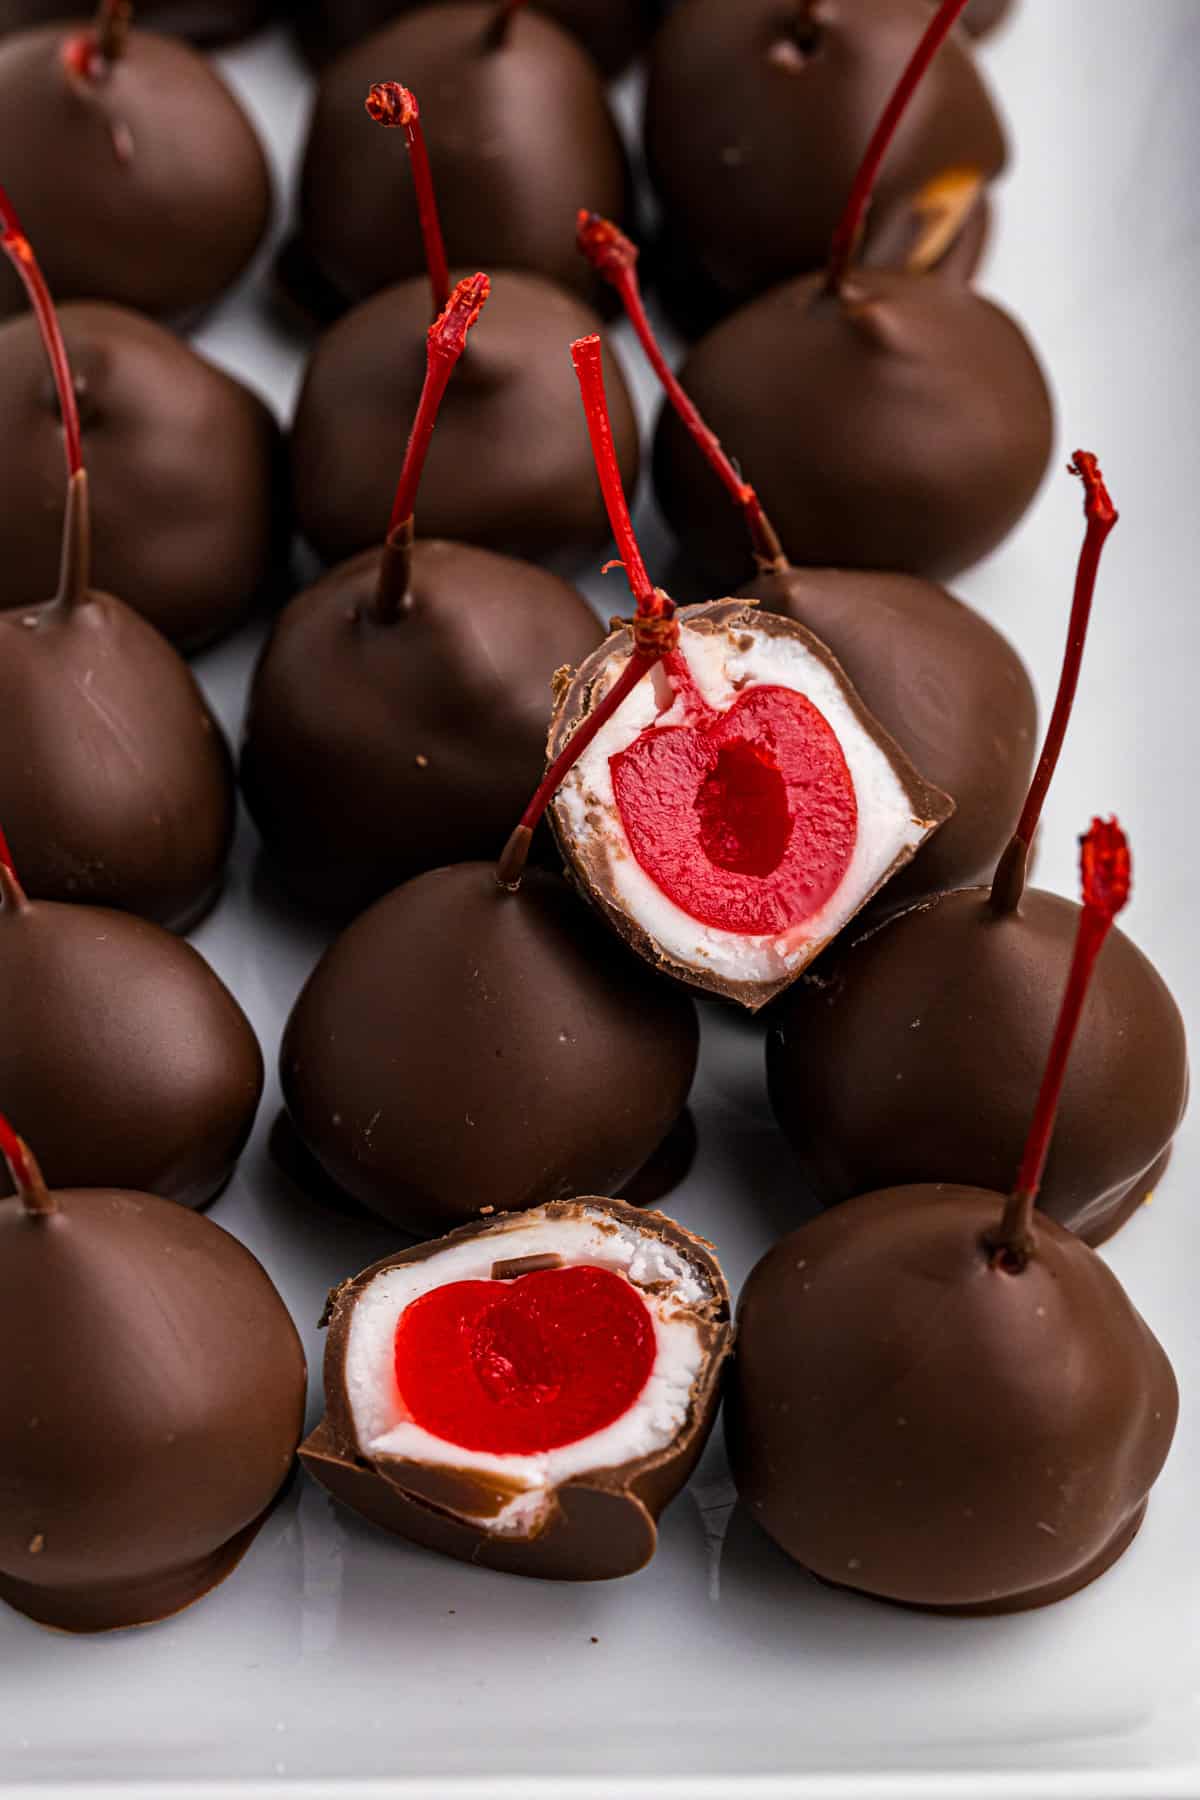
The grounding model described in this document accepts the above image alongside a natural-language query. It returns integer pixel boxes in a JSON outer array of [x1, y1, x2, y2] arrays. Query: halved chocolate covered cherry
[[507, 338, 952, 1011], [301, 1199, 732, 1579]]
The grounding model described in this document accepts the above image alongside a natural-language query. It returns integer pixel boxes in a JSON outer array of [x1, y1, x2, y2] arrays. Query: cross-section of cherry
[[519, 335, 952, 1009], [301, 1199, 732, 1580]]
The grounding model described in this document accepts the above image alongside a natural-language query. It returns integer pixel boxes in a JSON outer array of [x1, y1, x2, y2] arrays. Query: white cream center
[[344, 1208, 712, 1538]]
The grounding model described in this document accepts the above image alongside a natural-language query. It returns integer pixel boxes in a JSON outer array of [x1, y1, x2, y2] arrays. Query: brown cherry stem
[[484, 0, 529, 49], [0, 1112, 55, 1218], [988, 818, 1132, 1264], [825, 0, 972, 295], [990, 452, 1119, 913], [496, 333, 679, 888], [374, 273, 490, 622], [0, 185, 90, 605], [577, 212, 786, 571], [63, 0, 132, 79], [365, 82, 451, 318]]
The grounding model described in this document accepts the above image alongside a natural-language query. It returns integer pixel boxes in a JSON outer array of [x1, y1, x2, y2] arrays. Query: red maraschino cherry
[[393, 1264, 656, 1455]]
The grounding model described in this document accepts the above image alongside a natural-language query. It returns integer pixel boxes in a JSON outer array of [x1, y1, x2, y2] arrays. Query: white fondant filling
[[554, 620, 941, 987], [344, 1207, 713, 1538]]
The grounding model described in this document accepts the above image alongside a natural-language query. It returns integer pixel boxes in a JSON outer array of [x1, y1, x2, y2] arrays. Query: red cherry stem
[[484, 0, 530, 48], [990, 818, 1132, 1263], [0, 188, 82, 481], [825, 0, 972, 295], [496, 333, 679, 888], [0, 1112, 55, 1218], [365, 83, 450, 318], [990, 452, 1119, 913], [63, 0, 132, 78], [577, 212, 786, 571], [375, 273, 491, 621], [0, 184, 90, 605]]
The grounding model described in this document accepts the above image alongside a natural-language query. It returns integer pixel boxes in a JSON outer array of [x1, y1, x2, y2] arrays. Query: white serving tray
[[3, 4, 1199, 1794]]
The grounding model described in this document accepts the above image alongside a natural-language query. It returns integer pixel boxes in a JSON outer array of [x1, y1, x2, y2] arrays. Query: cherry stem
[[0, 1112, 55, 1218], [94, 0, 132, 61], [825, 0, 972, 295], [990, 452, 1119, 913], [365, 83, 450, 318], [484, 0, 529, 48], [496, 334, 679, 888], [577, 212, 786, 571], [63, 0, 132, 77], [0, 186, 83, 482], [989, 818, 1132, 1262], [374, 273, 490, 622]]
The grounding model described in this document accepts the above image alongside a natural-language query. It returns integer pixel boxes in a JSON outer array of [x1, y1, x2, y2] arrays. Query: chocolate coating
[[654, 270, 1055, 590], [240, 539, 603, 914], [296, 0, 656, 76], [280, 864, 701, 1234], [290, 272, 639, 568], [0, 1, 276, 44], [0, 876, 263, 1209], [644, 0, 1006, 316], [767, 885, 1190, 1245], [296, 3, 628, 311], [302, 1198, 732, 1580], [0, 481, 236, 930], [0, 1186, 305, 1632], [727, 1184, 1178, 1613], [0, 22, 270, 322], [0, 302, 285, 652], [740, 567, 1036, 900]]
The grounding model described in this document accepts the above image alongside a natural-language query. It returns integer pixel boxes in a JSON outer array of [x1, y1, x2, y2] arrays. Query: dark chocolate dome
[[0, 20, 270, 321], [655, 269, 1054, 591], [241, 539, 603, 914], [767, 885, 1189, 1245], [0, 1183, 305, 1632], [297, 3, 627, 311], [0, 871, 263, 1210], [280, 863, 700, 1233], [0, 301, 284, 652], [290, 271, 638, 568], [728, 1184, 1178, 1612], [645, 0, 1005, 316]]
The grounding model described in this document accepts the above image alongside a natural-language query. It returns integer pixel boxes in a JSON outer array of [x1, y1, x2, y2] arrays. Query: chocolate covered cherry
[[245, 273, 603, 914], [0, 1117, 306, 1633], [296, 0, 627, 314], [0, 2, 271, 322], [731, 819, 1178, 1614], [0, 192, 234, 930], [0, 300, 284, 651], [0, 846, 262, 1208], [652, 0, 1053, 589], [302, 1199, 732, 1578], [645, 0, 1005, 324], [499, 336, 953, 1010], [290, 84, 638, 568], [768, 458, 1189, 1244], [280, 864, 700, 1233]]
